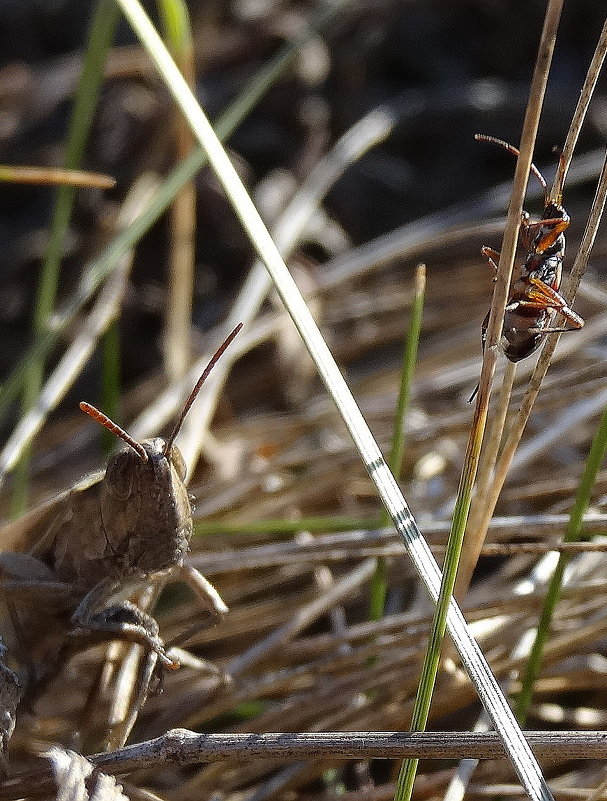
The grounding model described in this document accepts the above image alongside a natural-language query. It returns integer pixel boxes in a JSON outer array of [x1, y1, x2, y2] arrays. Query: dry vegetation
[[1, 1, 607, 800]]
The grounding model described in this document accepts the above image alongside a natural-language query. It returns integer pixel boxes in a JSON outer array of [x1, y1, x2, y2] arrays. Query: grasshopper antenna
[[475, 134, 547, 195], [163, 323, 243, 456], [79, 403, 149, 461]]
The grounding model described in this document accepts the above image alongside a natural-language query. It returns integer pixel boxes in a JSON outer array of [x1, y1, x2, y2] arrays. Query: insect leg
[[72, 580, 178, 668], [173, 564, 228, 619], [520, 214, 570, 252], [70, 600, 178, 669], [481, 246, 500, 274], [524, 277, 585, 331]]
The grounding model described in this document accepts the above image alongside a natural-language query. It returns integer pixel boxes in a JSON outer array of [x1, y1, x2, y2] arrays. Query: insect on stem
[[162, 322, 244, 456], [79, 402, 149, 461]]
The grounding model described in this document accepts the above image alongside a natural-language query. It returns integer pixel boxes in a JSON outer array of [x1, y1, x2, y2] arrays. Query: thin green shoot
[[195, 516, 382, 538], [394, 1, 564, 798], [369, 264, 425, 620], [516, 400, 607, 722]]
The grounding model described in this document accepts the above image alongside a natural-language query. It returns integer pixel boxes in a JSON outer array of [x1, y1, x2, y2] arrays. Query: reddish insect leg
[[520, 213, 570, 252], [518, 276, 584, 332]]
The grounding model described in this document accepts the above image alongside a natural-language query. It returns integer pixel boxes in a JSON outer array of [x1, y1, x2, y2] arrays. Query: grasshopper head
[[99, 436, 192, 576], [79, 323, 242, 579]]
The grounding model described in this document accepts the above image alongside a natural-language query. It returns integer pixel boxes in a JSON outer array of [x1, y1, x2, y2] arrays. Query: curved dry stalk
[[453, 34, 607, 598]]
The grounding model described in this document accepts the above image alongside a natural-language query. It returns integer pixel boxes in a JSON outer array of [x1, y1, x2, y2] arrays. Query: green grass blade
[[369, 264, 425, 620], [195, 516, 382, 537], [11, 0, 119, 515], [515, 400, 607, 722], [395, 0, 565, 794]]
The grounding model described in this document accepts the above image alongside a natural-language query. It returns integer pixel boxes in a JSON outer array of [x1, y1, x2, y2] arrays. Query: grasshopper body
[[0, 325, 241, 763]]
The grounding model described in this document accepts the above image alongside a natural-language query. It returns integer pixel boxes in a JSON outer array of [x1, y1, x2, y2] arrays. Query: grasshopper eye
[[105, 450, 136, 499], [168, 445, 187, 481]]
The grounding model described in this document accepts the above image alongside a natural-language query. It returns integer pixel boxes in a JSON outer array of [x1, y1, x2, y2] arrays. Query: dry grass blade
[[0, 166, 115, 188]]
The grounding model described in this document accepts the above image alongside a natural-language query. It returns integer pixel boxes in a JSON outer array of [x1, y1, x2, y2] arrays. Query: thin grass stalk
[[456, 361, 516, 599], [552, 15, 607, 202], [395, 2, 564, 798], [370, 264, 425, 620], [0, 0, 342, 424], [0, 166, 114, 187], [454, 21, 607, 598], [157, 0, 196, 380], [515, 365, 607, 722], [10, 0, 119, 516], [115, 3, 555, 797]]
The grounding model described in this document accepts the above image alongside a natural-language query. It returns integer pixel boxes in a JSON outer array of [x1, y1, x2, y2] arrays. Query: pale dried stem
[[460, 361, 516, 598], [551, 15, 607, 202], [164, 41, 196, 381]]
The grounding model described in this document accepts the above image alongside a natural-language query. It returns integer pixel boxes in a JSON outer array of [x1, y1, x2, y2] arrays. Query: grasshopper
[[0, 324, 241, 763]]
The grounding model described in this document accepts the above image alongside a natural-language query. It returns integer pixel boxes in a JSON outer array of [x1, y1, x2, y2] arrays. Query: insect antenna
[[79, 402, 148, 461], [162, 322, 243, 457], [475, 133, 547, 194]]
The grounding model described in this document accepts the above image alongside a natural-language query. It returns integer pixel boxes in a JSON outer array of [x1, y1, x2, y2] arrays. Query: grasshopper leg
[[173, 564, 228, 620], [70, 600, 178, 669]]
